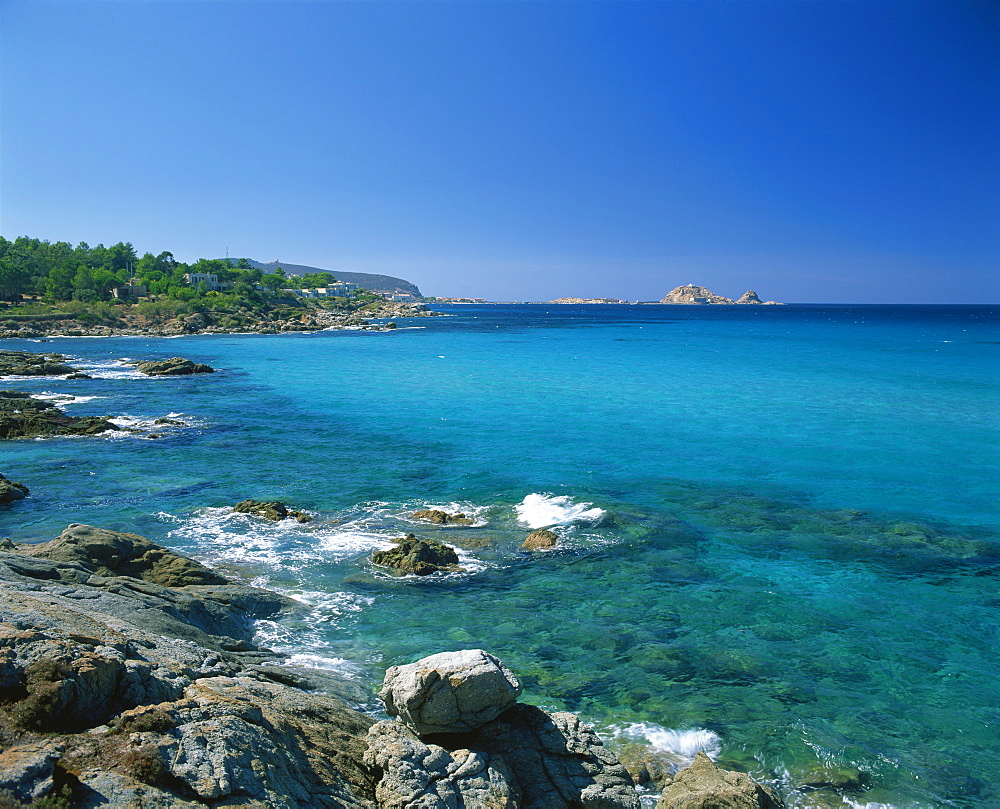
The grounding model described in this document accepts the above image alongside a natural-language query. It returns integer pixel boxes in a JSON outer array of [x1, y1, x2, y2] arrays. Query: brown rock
[[21, 523, 230, 587], [0, 473, 29, 504], [410, 508, 474, 525], [371, 534, 464, 575], [234, 499, 313, 523], [522, 529, 559, 550], [655, 751, 784, 808]]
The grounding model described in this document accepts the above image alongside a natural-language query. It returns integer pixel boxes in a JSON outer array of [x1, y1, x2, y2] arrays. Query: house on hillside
[[184, 273, 231, 292], [287, 282, 359, 298]]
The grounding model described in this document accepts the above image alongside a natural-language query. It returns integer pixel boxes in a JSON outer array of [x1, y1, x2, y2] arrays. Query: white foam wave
[[34, 392, 104, 406], [617, 723, 722, 761], [70, 358, 147, 380], [402, 501, 491, 527], [516, 493, 606, 529]]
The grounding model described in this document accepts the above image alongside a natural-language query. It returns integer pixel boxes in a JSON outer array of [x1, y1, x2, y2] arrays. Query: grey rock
[[380, 650, 522, 734], [364, 720, 519, 808], [0, 741, 63, 802], [655, 752, 783, 809], [470, 704, 640, 809], [0, 532, 377, 807]]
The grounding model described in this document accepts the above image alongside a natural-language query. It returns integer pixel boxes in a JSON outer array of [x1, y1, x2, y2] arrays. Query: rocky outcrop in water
[[655, 752, 783, 808], [132, 357, 215, 376], [660, 285, 734, 305], [0, 390, 117, 439], [522, 529, 559, 550], [367, 649, 639, 808], [234, 499, 314, 524], [0, 473, 29, 504], [0, 526, 377, 807], [410, 508, 474, 525], [660, 286, 783, 305], [371, 534, 464, 575], [0, 350, 81, 377]]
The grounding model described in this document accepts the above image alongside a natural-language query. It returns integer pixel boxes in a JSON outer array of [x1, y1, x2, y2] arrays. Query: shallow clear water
[[3, 304, 998, 807]]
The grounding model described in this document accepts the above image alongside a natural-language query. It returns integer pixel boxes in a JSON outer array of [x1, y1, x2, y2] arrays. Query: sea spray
[[516, 493, 606, 529]]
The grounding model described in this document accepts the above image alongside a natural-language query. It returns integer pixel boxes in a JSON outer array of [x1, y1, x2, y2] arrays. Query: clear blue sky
[[2, 1, 997, 303]]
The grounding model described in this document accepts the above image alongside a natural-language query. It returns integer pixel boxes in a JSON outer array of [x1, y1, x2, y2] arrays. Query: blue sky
[[2, 1, 997, 302]]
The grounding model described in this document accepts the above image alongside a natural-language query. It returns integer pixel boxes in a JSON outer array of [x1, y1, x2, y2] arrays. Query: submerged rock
[[371, 534, 463, 575], [234, 499, 313, 523], [522, 528, 559, 550], [655, 751, 784, 809], [0, 473, 29, 504], [133, 357, 215, 376], [379, 649, 522, 735], [0, 390, 117, 439], [411, 508, 475, 525]]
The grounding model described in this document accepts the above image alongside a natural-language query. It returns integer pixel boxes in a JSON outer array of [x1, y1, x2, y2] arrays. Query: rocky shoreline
[[0, 301, 435, 339], [0, 521, 785, 808]]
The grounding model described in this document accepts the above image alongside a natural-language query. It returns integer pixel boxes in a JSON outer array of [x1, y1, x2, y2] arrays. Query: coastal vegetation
[[0, 235, 427, 337]]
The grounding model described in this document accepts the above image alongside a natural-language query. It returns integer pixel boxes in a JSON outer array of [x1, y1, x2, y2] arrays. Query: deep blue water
[[2, 304, 998, 808]]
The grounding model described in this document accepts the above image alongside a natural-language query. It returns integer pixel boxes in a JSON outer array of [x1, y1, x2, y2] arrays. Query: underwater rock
[[0, 390, 118, 439], [655, 751, 783, 808], [371, 534, 463, 575], [132, 357, 215, 376], [379, 649, 521, 735], [410, 508, 474, 525], [522, 528, 559, 550], [234, 499, 313, 523], [0, 473, 29, 504]]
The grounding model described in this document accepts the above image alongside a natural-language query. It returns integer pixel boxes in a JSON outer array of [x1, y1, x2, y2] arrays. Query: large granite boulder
[[0, 390, 117, 439], [133, 357, 215, 376], [0, 473, 29, 504], [470, 704, 640, 809], [364, 720, 519, 808], [234, 499, 313, 523], [379, 649, 522, 735], [370, 650, 639, 808], [655, 752, 783, 809], [371, 534, 464, 576]]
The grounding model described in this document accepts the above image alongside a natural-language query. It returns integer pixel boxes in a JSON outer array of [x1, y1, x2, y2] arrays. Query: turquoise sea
[[2, 304, 998, 808]]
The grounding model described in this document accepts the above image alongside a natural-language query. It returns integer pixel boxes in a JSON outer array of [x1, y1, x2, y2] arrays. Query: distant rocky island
[[659, 285, 783, 305], [546, 286, 783, 306]]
